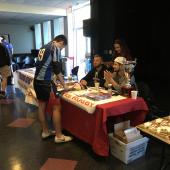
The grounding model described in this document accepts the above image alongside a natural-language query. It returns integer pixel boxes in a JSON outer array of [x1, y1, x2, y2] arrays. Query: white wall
[[0, 24, 34, 54]]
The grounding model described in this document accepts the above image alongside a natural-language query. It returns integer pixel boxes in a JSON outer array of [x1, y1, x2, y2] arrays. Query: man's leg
[[0, 65, 11, 98], [0, 78, 7, 98], [52, 104, 62, 138], [38, 100, 49, 134], [52, 104, 73, 143], [1, 77, 7, 92]]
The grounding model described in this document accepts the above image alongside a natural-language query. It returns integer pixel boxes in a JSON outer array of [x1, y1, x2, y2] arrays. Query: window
[[34, 24, 42, 49], [53, 17, 64, 36], [43, 21, 51, 45], [68, 2, 91, 79], [53, 17, 65, 57]]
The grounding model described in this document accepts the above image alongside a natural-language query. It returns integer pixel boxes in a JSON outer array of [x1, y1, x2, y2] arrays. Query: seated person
[[80, 54, 107, 87], [104, 56, 136, 94]]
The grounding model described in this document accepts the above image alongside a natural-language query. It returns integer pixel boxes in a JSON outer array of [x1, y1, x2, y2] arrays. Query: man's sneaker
[[55, 135, 73, 143], [0, 93, 6, 99], [41, 131, 55, 139]]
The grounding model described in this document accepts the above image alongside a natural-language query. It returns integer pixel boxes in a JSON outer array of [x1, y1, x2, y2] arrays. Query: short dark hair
[[0, 35, 5, 40], [53, 34, 67, 45], [94, 54, 103, 61]]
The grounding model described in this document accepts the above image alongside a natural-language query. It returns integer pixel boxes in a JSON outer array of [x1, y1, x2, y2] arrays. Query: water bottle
[[108, 83, 112, 96], [121, 78, 132, 97]]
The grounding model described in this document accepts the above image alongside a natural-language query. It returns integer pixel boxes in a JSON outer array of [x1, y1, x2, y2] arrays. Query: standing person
[[0, 37, 11, 99], [33, 35, 72, 143], [113, 38, 137, 77], [113, 38, 133, 61], [0, 35, 13, 58], [0, 35, 14, 84]]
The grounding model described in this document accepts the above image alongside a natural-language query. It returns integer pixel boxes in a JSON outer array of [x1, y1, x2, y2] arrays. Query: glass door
[[75, 28, 86, 79]]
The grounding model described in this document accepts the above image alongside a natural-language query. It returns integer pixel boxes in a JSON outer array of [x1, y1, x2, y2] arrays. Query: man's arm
[[56, 73, 68, 90], [2, 44, 11, 66], [80, 70, 95, 86], [104, 71, 122, 93], [52, 61, 68, 90]]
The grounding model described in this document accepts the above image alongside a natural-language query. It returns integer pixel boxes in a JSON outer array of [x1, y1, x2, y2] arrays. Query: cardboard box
[[109, 134, 149, 164], [114, 120, 143, 143]]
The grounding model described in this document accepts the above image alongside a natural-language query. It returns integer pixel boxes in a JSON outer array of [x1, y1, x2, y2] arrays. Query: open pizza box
[[113, 120, 143, 143]]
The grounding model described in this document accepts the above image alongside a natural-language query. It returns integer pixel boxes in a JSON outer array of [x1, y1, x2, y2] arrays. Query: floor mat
[[0, 98, 15, 104], [40, 158, 77, 170], [8, 118, 35, 128]]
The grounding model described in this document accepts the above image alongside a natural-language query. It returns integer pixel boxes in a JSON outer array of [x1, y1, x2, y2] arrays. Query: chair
[[71, 66, 79, 81], [137, 82, 170, 121], [71, 66, 79, 76], [22, 56, 35, 68], [16, 56, 24, 69]]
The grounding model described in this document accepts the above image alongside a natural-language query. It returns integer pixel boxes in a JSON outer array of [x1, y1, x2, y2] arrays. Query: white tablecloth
[[13, 68, 127, 113], [62, 90, 126, 114], [13, 68, 38, 106]]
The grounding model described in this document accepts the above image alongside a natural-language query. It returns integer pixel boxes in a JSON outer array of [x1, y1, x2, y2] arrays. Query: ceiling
[[0, 0, 89, 25]]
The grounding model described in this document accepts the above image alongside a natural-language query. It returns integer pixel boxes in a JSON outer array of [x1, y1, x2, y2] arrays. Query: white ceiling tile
[[0, 0, 89, 25]]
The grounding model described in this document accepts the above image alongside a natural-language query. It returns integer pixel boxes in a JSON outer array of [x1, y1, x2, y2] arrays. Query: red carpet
[[40, 158, 77, 170], [8, 118, 35, 128], [0, 99, 15, 104]]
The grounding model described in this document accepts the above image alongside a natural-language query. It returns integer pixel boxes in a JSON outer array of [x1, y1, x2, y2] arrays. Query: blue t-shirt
[[34, 41, 61, 81], [2, 41, 13, 57]]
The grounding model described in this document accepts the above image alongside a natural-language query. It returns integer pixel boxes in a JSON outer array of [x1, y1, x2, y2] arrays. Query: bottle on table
[[94, 71, 99, 91], [121, 78, 133, 97], [107, 83, 112, 96]]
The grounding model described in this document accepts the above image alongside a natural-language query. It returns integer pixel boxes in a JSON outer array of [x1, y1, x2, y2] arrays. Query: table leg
[[159, 145, 165, 170]]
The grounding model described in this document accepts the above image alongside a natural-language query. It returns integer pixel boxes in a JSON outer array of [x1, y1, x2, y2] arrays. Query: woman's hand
[[104, 71, 113, 84], [63, 85, 69, 91], [80, 80, 87, 86], [125, 72, 130, 79]]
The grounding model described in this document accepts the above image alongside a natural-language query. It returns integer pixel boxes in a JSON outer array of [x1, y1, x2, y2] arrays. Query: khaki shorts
[[0, 65, 11, 78]]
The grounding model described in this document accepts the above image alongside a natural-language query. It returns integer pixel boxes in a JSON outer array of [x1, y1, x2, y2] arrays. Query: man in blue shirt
[[34, 35, 72, 143], [0, 35, 14, 84], [0, 37, 11, 99], [0, 35, 13, 59]]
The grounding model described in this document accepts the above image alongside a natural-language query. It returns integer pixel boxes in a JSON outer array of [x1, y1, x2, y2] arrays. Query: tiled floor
[[0, 85, 169, 170]]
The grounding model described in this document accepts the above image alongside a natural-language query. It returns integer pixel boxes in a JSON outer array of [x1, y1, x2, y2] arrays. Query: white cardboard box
[[109, 134, 149, 164]]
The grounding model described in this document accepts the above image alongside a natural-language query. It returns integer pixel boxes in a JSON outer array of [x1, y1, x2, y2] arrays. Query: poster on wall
[[0, 33, 10, 43]]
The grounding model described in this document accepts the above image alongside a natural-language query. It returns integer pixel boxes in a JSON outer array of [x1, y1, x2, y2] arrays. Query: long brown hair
[[113, 39, 133, 61]]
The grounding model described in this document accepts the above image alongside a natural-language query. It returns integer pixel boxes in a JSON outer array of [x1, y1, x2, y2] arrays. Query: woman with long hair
[[113, 38, 133, 61]]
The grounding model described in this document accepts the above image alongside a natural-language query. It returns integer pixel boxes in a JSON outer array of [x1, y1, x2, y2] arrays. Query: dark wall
[[91, 0, 116, 60], [89, 0, 170, 111], [90, 0, 170, 88]]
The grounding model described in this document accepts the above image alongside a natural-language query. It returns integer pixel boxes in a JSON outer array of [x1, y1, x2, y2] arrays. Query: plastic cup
[[131, 90, 138, 99], [95, 82, 100, 90]]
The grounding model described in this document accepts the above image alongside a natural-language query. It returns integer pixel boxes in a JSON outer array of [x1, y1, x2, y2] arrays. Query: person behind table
[[113, 38, 133, 61], [0, 37, 11, 99], [104, 56, 136, 93], [33, 34, 72, 143], [113, 38, 137, 77], [80, 54, 107, 87]]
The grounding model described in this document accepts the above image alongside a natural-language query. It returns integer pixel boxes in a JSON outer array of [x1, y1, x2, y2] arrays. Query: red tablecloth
[[46, 96, 148, 156]]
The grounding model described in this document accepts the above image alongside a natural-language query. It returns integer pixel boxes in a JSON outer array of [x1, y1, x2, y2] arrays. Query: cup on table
[[68, 75, 72, 81], [131, 90, 138, 99], [95, 82, 100, 91]]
